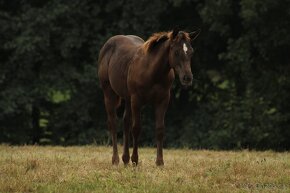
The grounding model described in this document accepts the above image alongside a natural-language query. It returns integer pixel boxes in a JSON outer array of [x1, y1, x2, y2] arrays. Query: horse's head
[[168, 29, 200, 88]]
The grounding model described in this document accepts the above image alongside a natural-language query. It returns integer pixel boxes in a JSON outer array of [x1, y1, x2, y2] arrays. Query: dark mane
[[143, 31, 170, 53], [143, 31, 190, 53]]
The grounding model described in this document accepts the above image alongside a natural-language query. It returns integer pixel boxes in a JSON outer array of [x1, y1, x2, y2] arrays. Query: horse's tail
[[98, 39, 115, 71], [97, 38, 116, 88]]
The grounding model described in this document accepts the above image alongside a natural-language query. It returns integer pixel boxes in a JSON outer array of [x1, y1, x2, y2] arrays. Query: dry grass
[[0, 145, 289, 193]]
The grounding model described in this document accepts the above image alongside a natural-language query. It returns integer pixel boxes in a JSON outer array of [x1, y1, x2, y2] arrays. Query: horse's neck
[[147, 41, 171, 77]]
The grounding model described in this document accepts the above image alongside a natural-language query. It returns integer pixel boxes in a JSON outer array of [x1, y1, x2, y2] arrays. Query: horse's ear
[[189, 29, 201, 41], [172, 28, 179, 39]]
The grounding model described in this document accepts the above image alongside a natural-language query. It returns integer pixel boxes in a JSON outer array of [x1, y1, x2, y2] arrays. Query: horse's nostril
[[183, 76, 192, 83]]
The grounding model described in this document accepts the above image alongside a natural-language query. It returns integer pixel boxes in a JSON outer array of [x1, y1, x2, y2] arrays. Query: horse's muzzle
[[181, 75, 193, 89]]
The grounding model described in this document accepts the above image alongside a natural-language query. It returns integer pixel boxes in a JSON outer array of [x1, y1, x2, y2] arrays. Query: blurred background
[[0, 0, 289, 150]]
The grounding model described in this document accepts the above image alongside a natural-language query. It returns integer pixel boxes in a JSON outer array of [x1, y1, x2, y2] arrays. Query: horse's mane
[[143, 31, 190, 53], [143, 31, 170, 53]]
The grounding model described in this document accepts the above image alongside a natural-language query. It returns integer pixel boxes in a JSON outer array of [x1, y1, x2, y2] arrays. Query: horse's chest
[[135, 82, 171, 103], [128, 68, 174, 103]]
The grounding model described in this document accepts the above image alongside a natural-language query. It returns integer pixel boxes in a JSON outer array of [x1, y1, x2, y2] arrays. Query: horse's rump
[[98, 35, 144, 98]]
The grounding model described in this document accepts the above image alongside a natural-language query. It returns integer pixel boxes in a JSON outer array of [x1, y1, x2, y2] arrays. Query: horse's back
[[98, 35, 144, 98]]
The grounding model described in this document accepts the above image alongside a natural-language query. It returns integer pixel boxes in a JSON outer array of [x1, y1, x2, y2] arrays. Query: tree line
[[0, 0, 289, 150]]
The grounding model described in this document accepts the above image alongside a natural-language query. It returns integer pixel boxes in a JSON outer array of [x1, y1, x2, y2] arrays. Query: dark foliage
[[0, 0, 289, 150]]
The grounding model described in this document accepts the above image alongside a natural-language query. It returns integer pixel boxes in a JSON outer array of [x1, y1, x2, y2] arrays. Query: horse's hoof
[[156, 159, 164, 166], [112, 155, 120, 165], [122, 154, 130, 165], [131, 155, 138, 165]]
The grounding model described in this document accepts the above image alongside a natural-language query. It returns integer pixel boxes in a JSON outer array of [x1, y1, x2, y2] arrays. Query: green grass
[[0, 145, 289, 193]]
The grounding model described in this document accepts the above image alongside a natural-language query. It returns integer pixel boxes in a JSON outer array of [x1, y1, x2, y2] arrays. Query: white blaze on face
[[183, 43, 188, 54]]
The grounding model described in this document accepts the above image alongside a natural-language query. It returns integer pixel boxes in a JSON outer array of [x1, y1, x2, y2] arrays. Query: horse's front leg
[[155, 95, 170, 166], [130, 95, 141, 165]]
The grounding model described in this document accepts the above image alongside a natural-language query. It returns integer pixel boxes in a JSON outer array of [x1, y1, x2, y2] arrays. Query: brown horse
[[98, 29, 200, 166]]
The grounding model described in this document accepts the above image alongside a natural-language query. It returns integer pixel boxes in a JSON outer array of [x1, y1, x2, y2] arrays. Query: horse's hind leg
[[122, 100, 131, 165], [131, 95, 142, 165], [104, 87, 120, 165]]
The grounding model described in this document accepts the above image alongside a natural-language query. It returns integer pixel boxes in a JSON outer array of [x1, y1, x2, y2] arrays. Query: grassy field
[[0, 145, 289, 193]]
